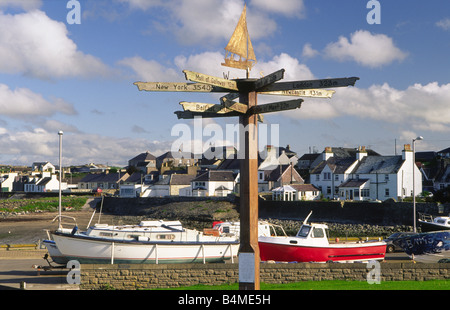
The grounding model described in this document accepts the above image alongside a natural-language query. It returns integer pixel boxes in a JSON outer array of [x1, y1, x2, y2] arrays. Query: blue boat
[[393, 231, 450, 263]]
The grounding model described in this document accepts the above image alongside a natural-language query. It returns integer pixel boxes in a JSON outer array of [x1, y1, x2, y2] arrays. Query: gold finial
[[221, 4, 257, 76]]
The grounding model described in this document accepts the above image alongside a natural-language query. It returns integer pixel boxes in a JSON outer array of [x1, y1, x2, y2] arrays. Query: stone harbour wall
[[79, 262, 450, 290]]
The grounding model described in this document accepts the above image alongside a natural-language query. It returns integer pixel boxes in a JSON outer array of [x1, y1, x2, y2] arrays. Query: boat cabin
[[211, 221, 272, 237], [433, 216, 450, 226], [83, 220, 188, 242], [295, 223, 331, 246]]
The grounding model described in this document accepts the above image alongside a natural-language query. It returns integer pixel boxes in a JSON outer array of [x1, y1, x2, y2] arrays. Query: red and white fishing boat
[[259, 212, 386, 263]]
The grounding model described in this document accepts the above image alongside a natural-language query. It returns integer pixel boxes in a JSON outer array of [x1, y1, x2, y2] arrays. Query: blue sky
[[0, 0, 449, 166]]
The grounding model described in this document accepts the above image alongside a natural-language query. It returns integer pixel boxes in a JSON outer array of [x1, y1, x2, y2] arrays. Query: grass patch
[[154, 279, 450, 290], [0, 196, 90, 213]]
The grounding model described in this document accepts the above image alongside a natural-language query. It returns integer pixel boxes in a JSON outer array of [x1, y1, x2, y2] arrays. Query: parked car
[[384, 232, 416, 253]]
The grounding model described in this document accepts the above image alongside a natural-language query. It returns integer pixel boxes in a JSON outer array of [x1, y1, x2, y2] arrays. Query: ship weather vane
[[133, 4, 360, 291], [221, 4, 256, 77]]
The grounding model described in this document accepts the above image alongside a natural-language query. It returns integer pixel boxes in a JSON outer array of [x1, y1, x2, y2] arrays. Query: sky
[[0, 0, 449, 167]]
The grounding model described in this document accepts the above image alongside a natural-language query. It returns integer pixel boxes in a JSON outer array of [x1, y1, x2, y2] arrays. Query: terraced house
[[310, 145, 422, 201]]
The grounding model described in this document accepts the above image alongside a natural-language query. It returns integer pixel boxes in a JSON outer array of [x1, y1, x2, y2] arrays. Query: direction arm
[[179, 102, 232, 114], [174, 110, 242, 119], [254, 69, 285, 90], [259, 89, 335, 99], [133, 82, 232, 93], [248, 99, 303, 115], [259, 77, 359, 92], [183, 70, 239, 91], [221, 97, 248, 114]]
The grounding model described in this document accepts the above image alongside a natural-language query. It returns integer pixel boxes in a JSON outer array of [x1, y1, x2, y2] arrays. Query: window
[[385, 188, 390, 196], [127, 234, 142, 239], [385, 174, 389, 181], [334, 174, 339, 181], [327, 186, 331, 194], [316, 175, 320, 181], [312, 228, 324, 238], [157, 234, 175, 240], [361, 189, 370, 197], [258, 172, 264, 181], [323, 172, 331, 180], [297, 225, 311, 237], [99, 232, 114, 237], [195, 181, 206, 188]]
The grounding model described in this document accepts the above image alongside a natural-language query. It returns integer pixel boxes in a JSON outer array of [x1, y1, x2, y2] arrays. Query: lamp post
[[412, 136, 423, 232], [58, 131, 63, 229]]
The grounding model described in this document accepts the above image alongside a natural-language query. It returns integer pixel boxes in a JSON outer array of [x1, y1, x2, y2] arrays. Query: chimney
[[226, 146, 235, 159], [402, 144, 413, 161], [323, 147, 333, 161], [357, 146, 368, 161], [266, 145, 276, 159]]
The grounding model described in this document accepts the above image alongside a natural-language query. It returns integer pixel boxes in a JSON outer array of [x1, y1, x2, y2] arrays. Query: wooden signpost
[[135, 70, 358, 290], [134, 5, 359, 291]]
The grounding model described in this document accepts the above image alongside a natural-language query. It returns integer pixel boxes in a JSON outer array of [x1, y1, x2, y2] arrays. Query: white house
[[310, 145, 422, 201], [291, 184, 321, 201], [24, 172, 68, 193], [434, 165, 450, 191], [258, 145, 291, 171], [0, 172, 18, 192], [310, 147, 360, 199], [271, 184, 320, 201], [191, 170, 236, 197], [31, 162, 56, 173]]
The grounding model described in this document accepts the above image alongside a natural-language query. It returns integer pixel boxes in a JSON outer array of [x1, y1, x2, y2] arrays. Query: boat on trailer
[[258, 212, 386, 263], [46, 218, 240, 264], [44, 214, 274, 265], [418, 213, 450, 233], [392, 231, 450, 263]]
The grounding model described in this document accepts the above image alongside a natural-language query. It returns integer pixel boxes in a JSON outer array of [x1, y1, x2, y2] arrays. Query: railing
[[108, 242, 235, 265], [0, 243, 40, 250]]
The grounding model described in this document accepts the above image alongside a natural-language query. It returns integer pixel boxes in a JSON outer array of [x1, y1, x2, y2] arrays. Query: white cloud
[[118, 56, 181, 81], [324, 30, 408, 68], [167, 0, 255, 46], [255, 53, 314, 81], [0, 126, 174, 166], [118, 0, 280, 47], [287, 81, 450, 132], [302, 43, 319, 59], [250, 0, 305, 18], [0, 84, 76, 119], [0, 10, 110, 79], [436, 18, 450, 31], [121, 51, 314, 82], [0, 0, 42, 11], [116, 0, 163, 10]]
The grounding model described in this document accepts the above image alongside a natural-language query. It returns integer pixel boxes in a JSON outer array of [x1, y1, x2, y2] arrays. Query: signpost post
[[134, 5, 359, 291]]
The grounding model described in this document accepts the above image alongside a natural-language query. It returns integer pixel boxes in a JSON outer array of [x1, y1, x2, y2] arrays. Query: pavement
[[0, 250, 79, 290], [0, 250, 411, 290]]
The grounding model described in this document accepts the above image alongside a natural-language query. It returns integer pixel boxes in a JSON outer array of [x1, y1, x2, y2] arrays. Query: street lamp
[[412, 136, 423, 232], [58, 131, 63, 229]]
